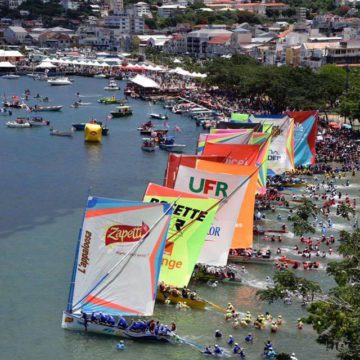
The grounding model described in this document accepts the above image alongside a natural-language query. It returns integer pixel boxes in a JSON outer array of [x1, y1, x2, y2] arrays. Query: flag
[[175, 125, 182, 132]]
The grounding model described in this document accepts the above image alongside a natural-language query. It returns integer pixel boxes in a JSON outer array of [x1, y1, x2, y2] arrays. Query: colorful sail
[[202, 142, 261, 166], [249, 115, 295, 176], [143, 183, 218, 286], [250, 133, 272, 194], [69, 197, 172, 316], [287, 111, 318, 166], [164, 154, 227, 188], [196, 160, 258, 249], [197, 131, 252, 155], [174, 164, 256, 264]]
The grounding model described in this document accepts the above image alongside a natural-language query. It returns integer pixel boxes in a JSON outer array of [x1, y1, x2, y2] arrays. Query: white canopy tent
[[36, 61, 57, 69], [0, 61, 16, 68], [130, 74, 160, 89]]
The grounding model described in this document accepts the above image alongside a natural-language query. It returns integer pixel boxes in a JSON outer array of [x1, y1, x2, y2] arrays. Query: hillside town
[[0, 0, 359, 69]]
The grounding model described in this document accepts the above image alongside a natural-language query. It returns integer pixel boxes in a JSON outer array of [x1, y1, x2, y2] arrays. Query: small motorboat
[[6, 119, 31, 128], [3, 97, 24, 108], [70, 101, 91, 108], [94, 73, 107, 79], [159, 136, 186, 153], [50, 128, 73, 137], [150, 113, 168, 120], [2, 74, 20, 79], [141, 138, 156, 152], [48, 77, 72, 86], [28, 117, 50, 126], [104, 79, 119, 91], [159, 143, 186, 153], [98, 97, 124, 104], [32, 105, 62, 112], [110, 105, 132, 118], [228, 248, 274, 265]]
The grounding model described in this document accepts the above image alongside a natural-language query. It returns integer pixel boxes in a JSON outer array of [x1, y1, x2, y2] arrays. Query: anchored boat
[[98, 97, 124, 105], [150, 113, 168, 120], [6, 119, 31, 128], [48, 77, 72, 86], [110, 105, 132, 118], [61, 197, 178, 343], [50, 128, 73, 137], [104, 79, 119, 91], [32, 105, 63, 112]]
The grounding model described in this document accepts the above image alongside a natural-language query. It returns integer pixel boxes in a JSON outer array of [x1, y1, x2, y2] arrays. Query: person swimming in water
[[214, 345, 223, 355]]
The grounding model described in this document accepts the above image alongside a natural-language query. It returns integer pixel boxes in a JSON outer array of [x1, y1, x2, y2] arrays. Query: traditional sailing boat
[[62, 196, 179, 343]]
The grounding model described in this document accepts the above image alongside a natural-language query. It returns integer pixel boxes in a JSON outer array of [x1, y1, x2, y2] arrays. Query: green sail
[[144, 184, 218, 287]]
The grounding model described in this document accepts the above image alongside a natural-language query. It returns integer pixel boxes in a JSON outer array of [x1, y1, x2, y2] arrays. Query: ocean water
[[1, 76, 352, 360]]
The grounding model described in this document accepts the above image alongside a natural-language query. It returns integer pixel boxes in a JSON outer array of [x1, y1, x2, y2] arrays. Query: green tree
[[339, 69, 360, 125], [290, 197, 318, 236], [318, 65, 346, 118]]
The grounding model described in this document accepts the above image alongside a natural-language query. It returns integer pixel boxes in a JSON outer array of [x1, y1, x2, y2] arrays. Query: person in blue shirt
[[116, 340, 125, 350], [245, 333, 253, 343], [204, 346, 213, 355], [91, 312, 97, 322], [107, 315, 115, 326], [233, 343, 241, 354], [228, 335, 234, 345], [239, 348, 246, 359], [81, 312, 88, 330], [99, 313, 106, 323], [214, 345, 222, 355], [117, 317, 128, 329], [264, 340, 273, 354], [266, 348, 276, 359]]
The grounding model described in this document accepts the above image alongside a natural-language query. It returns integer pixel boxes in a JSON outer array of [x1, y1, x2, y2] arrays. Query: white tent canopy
[[0, 61, 16, 68], [36, 61, 56, 69], [130, 74, 160, 89]]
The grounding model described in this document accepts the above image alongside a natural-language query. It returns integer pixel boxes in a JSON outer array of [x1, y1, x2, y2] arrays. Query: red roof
[[208, 34, 231, 45]]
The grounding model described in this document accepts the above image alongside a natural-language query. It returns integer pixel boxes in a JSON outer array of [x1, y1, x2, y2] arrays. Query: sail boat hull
[[61, 312, 179, 344]]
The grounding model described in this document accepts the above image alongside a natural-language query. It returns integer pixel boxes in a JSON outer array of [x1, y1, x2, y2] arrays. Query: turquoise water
[[1, 76, 352, 360]]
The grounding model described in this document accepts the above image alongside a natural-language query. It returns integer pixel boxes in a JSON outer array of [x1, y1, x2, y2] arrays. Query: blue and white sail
[[67, 196, 172, 317]]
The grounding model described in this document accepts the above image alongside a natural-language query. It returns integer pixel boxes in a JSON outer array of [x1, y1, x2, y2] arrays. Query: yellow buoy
[[85, 123, 102, 143]]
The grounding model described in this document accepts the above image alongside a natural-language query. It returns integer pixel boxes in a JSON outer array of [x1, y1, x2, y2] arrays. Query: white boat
[[2, 74, 20, 79], [104, 79, 119, 91], [159, 143, 186, 153], [94, 74, 107, 79], [48, 77, 72, 86], [6, 120, 31, 128], [150, 113, 168, 120], [61, 196, 177, 343]]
